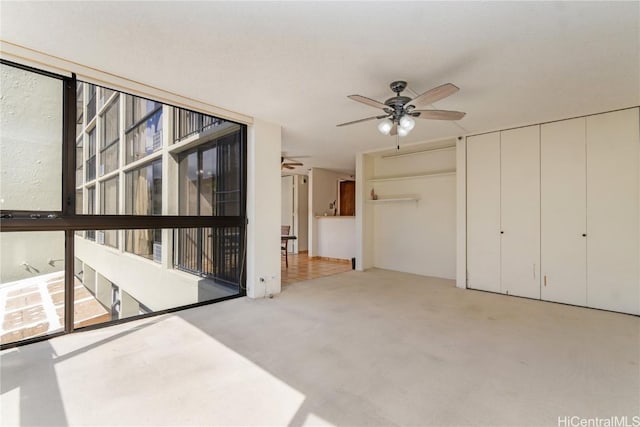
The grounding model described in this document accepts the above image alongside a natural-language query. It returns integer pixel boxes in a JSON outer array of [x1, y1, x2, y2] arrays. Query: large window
[[125, 160, 162, 260], [176, 128, 243, 280], [86, 186, 96, 241], [0, 60, 246, 349], [125, 95, 163, 163], [87, 84, 96, 122], [100, 177, 118, 248], [86, 127, 96, 182], [100, 96, 119, 176], [76, 137, 83, 185], [76, 83, 83, 136]]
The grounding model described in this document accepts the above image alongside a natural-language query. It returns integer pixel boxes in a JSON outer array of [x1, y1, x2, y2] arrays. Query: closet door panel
[[467, 132, 501, 293], [540, 118, 587, 305], [501, 125, 541, 299], [586, 108, 640, 314]]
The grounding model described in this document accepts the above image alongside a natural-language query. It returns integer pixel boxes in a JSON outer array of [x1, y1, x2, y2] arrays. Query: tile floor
[[281, 252, 352, 285]]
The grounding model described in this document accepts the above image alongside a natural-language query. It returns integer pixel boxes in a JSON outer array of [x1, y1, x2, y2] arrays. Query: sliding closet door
[[467, 132, 501, 293], [540, 118, 587, 306], [501, 126, 540, 299], [586, 108, 640, 314]]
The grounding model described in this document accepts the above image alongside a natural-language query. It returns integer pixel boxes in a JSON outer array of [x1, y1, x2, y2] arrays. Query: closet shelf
[[368, 170, 455, 183]]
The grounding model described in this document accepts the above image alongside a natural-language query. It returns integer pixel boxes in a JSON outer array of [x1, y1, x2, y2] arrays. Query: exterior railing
[[174, 226, 241, 286], [174, 109, 225, 142]]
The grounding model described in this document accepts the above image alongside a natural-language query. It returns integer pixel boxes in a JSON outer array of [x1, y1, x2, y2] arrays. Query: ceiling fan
[[281, 156, 304, 170], [337, 81, 466, 137]]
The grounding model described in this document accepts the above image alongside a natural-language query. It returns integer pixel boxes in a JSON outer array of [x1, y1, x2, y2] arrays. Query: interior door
[[467, 132, 501, 293], [339, 180, 355, 216], [541, 118, 587, 306], [500, 125, 541, 299], [586, 108, 640, 314]]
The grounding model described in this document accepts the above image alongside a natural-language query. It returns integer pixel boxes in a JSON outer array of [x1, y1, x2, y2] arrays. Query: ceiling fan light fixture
[[399, 115, 415, 131], [377, 118, 393, 135], [397, 126, 409, 137]]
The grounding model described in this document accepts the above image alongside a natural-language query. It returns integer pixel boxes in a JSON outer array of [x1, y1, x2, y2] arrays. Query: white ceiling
[[1, 2, 639, 173]]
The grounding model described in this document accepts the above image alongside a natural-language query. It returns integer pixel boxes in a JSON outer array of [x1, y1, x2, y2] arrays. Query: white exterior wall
[[0, 64, 65, 283], [76, 237, 232, 310]]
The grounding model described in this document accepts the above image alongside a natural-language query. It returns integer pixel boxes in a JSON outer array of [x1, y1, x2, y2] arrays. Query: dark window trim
[[0, 60, 248, 349]]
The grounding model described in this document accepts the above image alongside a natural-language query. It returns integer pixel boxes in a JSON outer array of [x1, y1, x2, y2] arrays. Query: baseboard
[[309, 256, 351, 264]]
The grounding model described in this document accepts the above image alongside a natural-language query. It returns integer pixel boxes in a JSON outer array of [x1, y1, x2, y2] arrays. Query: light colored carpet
[[1, 268, 639, 426]]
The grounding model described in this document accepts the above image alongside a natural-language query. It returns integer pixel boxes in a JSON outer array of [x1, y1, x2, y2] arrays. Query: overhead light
[[399, 115, 415, 131], [377, 118, 393, 135], [397, 127, 409, 137]]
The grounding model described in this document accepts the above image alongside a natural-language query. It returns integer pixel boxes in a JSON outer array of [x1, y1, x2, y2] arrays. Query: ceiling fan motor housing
[[385, 81, 413, 123]]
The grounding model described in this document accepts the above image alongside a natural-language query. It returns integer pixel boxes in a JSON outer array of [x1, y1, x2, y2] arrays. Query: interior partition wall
[[0, 60, 247, 348]]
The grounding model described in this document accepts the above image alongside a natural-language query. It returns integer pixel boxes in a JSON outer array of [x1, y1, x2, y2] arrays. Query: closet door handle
[[533, 264, 536, 279]]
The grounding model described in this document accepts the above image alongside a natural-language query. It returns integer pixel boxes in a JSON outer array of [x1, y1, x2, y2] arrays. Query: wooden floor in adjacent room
[[281, 252, 352, 285]]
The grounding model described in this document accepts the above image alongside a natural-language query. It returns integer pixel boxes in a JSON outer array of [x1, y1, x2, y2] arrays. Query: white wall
[[316, 217, 355, 260], [294, 175, 309, 252], [372, 175, 456, 279], [308, 168, 353, 257], [281, 175, 294, 252], [359, 140, 458, 279], [247, 119, 282, 298], [356, 153, 375, 271], [455, 137, 467, 289]]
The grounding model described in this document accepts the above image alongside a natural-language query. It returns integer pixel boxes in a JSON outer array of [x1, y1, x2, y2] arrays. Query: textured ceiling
[[1, 1, 638, 172]]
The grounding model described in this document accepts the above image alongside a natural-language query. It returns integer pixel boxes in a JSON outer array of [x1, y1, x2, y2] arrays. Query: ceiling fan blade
[[347, 95, 389, 110], [282, 164, 295, 170], [389, 124, 397, 136], [284, 162, 303, 166], [414, 110, 466, 120], [336, 115, 388, 127], [408, 83, 459, 108]]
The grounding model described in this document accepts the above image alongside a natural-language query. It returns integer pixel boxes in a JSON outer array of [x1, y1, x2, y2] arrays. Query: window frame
[[99, 95, 120, 176], [0, 59, 248, 350]]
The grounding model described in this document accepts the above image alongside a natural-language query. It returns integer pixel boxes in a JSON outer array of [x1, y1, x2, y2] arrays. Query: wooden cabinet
[[501, 126, 540, 299], [467, 132, 501, 293], [540, 117, 587, 306]]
